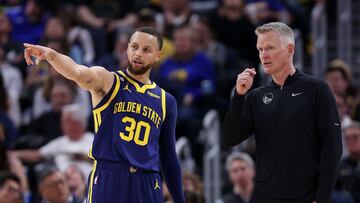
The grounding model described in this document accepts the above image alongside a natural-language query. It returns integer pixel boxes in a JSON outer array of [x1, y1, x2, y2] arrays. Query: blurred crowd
[[0, 0, 359, 202]]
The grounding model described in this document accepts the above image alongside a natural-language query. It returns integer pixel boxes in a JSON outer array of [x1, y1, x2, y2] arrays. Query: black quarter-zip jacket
[[223, 70, 342, 203]]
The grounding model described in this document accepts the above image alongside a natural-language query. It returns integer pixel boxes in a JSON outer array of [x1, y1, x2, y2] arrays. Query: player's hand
[[236, 68, 256, 95], [23, 43, 51, 65]]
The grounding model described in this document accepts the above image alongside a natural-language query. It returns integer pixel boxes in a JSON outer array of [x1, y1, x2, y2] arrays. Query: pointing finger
[[23, 43, 35, 48], [24, 48, 33, 65]]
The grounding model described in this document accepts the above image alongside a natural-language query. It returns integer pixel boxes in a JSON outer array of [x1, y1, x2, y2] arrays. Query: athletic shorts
[[86, 161, 164, 203]]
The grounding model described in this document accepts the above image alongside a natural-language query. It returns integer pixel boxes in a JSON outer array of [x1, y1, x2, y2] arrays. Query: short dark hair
[[0, 172, 20, 188], [135, 26, 163, 50], [37, 165, 59, 184]]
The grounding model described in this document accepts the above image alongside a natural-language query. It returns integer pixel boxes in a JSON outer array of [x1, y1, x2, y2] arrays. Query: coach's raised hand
[[236, 68, 256, 95], [24, 43, 54, 65]]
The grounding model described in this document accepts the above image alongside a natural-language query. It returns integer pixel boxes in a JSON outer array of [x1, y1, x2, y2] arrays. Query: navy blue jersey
[[89, 70, 166, 171], [86, 70, 184, 203]]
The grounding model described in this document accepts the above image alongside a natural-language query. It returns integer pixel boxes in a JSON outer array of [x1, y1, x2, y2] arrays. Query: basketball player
[[24, 27, 185, 203]]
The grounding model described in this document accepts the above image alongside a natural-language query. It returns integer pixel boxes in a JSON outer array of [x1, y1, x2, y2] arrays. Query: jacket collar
[[267, 68, 301, 89]]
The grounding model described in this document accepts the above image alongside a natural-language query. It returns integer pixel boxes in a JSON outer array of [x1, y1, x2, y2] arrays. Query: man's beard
[[127, 61, 153, 75]]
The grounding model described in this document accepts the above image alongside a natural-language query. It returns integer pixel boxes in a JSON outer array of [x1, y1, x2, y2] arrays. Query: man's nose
[[261, 52, 269, 59], [135, 49, 142, 56]]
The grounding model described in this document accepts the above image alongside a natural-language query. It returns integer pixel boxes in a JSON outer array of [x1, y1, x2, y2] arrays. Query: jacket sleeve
[[315, 81, 342, 203], [159, 92, 185, 203], [222, 89, 254, 147]]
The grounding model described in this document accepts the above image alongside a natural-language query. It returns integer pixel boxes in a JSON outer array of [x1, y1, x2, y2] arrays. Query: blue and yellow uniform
[[87, 70, 184, 203]]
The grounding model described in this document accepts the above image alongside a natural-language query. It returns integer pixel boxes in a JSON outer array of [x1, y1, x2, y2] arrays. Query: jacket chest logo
[[263, 93, 273, 104]]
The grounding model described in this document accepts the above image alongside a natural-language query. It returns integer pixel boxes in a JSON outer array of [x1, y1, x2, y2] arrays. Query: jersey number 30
[[119, 116, 151, 146]]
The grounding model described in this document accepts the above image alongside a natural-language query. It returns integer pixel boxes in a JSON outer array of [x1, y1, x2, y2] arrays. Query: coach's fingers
[[238, 73, 253, 84], [236, 78, 252, 94], [244, 68, 257, 77], [243, 78, 252, 89], [238, 76, 251, 85]]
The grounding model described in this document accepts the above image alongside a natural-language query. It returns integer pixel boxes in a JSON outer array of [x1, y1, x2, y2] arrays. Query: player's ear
[[155, 50, 162, 62]]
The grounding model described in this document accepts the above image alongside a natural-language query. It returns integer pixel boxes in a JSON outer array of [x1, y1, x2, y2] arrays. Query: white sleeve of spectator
[[39, 139, 60, 158]]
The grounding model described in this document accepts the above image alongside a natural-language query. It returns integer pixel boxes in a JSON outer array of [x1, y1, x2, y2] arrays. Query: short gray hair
[[62, 104, 88, 129], [255, 22, 294, 45], [343, 121, 360, 132], [225, 152, 254, 171]]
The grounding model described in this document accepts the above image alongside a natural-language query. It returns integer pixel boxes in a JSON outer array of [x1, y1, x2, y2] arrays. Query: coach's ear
[[287, 43, 294, 57]]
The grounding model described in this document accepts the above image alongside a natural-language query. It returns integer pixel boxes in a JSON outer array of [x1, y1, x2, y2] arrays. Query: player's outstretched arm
[[159, 93, 185, 203], [24, 43, 113, 94]]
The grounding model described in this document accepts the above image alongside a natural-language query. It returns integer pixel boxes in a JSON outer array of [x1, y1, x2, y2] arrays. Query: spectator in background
[[31, 77, 76, 138], [191, 18, 245, 108], [15, 104, 93, 177], [245, 0, 290, 26], [0, 172, 22, 203], [44, 13, 95, 66], [219, 152, 254, 203], [163, 171, 205, 203], [66, 22, 95, 66], [157, 25, 215, 169], [323, 59, 360, 125], [209, 0, 259, 85], [158, 0, 199, 37], [31, 65, 90, 121], [17, 77, 77, 148], [338, 122, 360, 203], [182, 172, 204, 203], [30, 39, 70, 119], [0, 44, 23, 127], [0, 12, 25, 74], [43, 17, 67, 42], [37, 167, 82, 203], [95, 30, 130, 72], [0, 73, 18, 149], [0, 142, 29, 197], [64, 165, 86, 201], [324, 59, 356, 101], [75, 0, 139, 60], [5, 0, 50, 44]]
